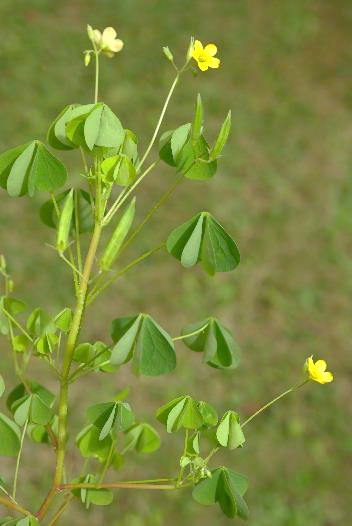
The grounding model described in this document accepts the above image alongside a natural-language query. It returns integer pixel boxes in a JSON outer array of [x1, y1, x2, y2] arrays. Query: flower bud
[[84, 51, 91, 66], [186, 36, 195, 63], [87, 24, 95, 40], [162, 46, 174, 63]]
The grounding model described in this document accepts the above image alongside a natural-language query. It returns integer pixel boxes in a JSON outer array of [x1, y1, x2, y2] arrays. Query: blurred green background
[[0, 0, 351, 525]]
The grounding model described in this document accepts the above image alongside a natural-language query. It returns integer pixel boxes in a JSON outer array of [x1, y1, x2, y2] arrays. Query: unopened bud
[[162, 46, 174, 63], [87, 24, 94, 40], [186, 36, 195, 62], [84, 51, 91, 66]]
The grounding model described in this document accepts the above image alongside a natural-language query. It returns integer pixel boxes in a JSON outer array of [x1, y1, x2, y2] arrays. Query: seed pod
[[192, 94, 203, 143], [56, 189, 74, 254], [209, 110, 232, 160], [100, 197, 136, 271]]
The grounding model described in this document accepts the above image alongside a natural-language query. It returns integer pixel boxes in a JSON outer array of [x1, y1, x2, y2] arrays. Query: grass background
[[0, 0, 351, 524]]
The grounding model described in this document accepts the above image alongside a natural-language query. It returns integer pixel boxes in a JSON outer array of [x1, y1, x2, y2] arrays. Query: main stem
[[54, 222, 102, 487]]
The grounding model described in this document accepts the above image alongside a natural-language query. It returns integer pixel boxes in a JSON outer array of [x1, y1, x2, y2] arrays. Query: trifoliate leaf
[[87, 401, 135, 440], [167, 212, 240, 275], [76, 424, 114, 462], [124, 423, 160, 453], [156, 396, 215, 433], [47, 104, 94, 150], [71, 474, 113, 508], [0, 141, 67, 197], [181, 317, 241, 369], [216, 411, 245, 450], [54, 307, 73, 333], [110, 314, 176, 376], [192, 467, 249, 519], [66, 103, 124, 152]]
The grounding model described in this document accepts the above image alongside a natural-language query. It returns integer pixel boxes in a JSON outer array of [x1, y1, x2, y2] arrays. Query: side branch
[[0, 495, 32, 516], [59, 482, 177, 491]]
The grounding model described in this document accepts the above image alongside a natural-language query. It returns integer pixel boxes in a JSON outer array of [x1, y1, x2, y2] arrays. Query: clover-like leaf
[[71, 474, 113, 508], [216, 411, 245, 450], [110, 314, 176, 376], [11, 393, 53, 427], [87, 400, 135, 440], [76, 424, 114, 462], [167, 212, 240, 275], [0, 412, 21, 456], [7, 381, 55, 418], [124, 423, 160, 453], [47, 104, 95, 150], [66, 103, 124, 152], [181, 317, 240, 369], [0, 140, 67, 197], [192, 467, 249, 520], [156, 396, 217, 433]]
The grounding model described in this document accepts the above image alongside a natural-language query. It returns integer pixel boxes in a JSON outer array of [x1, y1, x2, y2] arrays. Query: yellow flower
[[93, 27, 124, 57], [305, 356, 333, 384], [191, 40, 220, 72]]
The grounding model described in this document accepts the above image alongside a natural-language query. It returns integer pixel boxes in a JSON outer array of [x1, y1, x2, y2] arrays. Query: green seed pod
[[192, 94, 203, 143], [100, 197, 136, 271], [56, 189, 74, 254], [210, 110, 232, 160]]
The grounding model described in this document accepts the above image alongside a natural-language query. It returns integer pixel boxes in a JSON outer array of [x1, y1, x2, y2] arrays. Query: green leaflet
[[216, 410, 245, 449], [0, 412, 21, 456], [65, 103, 124, 152], [124, 423, 161, 453], [181, 317, 241, 369], [156, 396, 218, 433], [0, 140, 67, 197], [76, 424, 114, 462], [0, 374, 4, 398], [166, 212, 240, 275], [192, 467, 249, 520], [110, 314, 176, 376], [87, 400, 135, 440], [71, 474, 113, 508]]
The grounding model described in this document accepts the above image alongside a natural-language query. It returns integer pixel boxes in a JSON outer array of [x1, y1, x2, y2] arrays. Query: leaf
[[192, 94, 204, 143], [54, 308, 73, 333], [7, 381, 55, 415], [13, 394, 53, 426], [110, 314, 176, 376], [0, 143, 30, 190], [0, 374, 4, 398], [192, 467, 249, 519], [156, 396, 214, 433], [47, 104, 94, 150], [0, 413, 21, 456], [167, 212, 240, 275], [159, 130, 175, 166], [71, 474, 113, 508], [210, 110, 232, 160], [66, 103, 124, 152], [76, 425, 114, 462], [171, 123, 191, 161], [15, 517, 39, 526], [2, 141, 67, 197], [40, 188, 94, 234], [181, 317, 241, 370], [26, 308, 54, 337], [124, 423, 160, 453], [87, 401, 135, 440], [216, 411, 245, 450]]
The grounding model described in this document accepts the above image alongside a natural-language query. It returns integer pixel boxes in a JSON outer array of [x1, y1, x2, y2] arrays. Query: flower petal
[[197, 61, 209, 72], [321, 372, 333, 383], [110, 39, 124, 52], [102, 27, 117, 41], [93, 29, 102, 45], [315, 360, 327, 373], [204, 43, 217, 57], [208, 57, 220, 69], [192, 39, 203, 58]]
